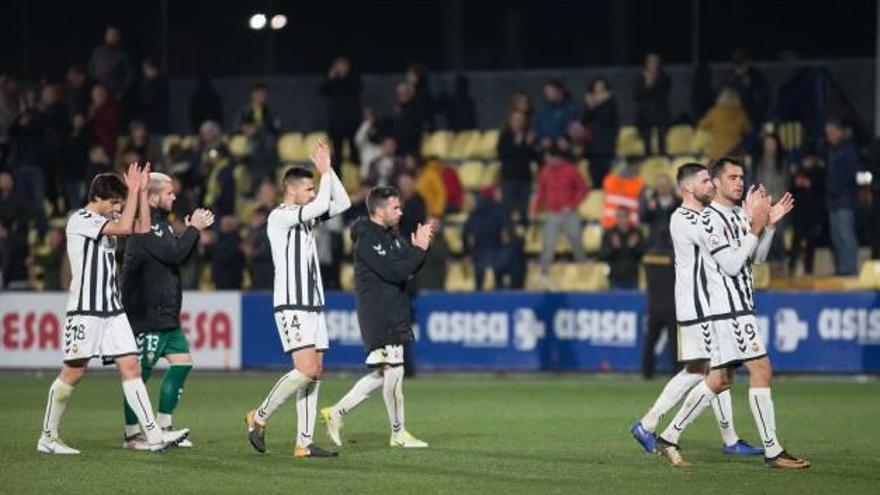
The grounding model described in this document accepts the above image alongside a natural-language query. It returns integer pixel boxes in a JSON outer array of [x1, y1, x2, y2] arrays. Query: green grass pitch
[[2, 373, 879, 494]]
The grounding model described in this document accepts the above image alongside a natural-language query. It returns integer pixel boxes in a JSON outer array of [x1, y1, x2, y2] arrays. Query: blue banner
[[239, 291, 880, 373]]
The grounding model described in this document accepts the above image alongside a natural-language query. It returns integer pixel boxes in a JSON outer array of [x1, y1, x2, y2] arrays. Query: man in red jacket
[[532, 144, 589, 287]]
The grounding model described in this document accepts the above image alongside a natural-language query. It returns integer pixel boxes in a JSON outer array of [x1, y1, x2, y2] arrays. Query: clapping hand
[[768, 192, 794, 228], [186, 208, 216, 230], [411, 222, 435, 250]]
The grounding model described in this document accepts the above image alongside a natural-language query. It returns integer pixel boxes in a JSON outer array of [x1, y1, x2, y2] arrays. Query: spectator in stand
[[253, 177, 278, 211], [206, 216, 245, 289], [533, 80, 578, 149], [497, 223, 527, 289], [8, 95, 46, 226], [189, 120, 228, 187], [63, 113, 90, 209], [464, 187, 509, 290], [87, 83, 121, 158], [441, 75, 477, 131], [415, 216, 449, 291], [87, 25, 134, 98], [635, 53, 671, 154], [244, 206, 273, 290], [319, 56, 362, 169], [203, 146, 237, 217], [750, 131, 790, 271], [31, 227, 66, 290], [365, 136, 402, 188], [725, 50, 771, 129], [189, 77, 224, 133], [66, 65, 91, 117], [396, 171, 427, 238], [354, 109, 383, 180], [237, 83, 279, 137], [0, 74, 20, 167], [405, 62, 434, 131], [533, 143, 589, 286], [84, 145, 113, 187], [698, 86, 751, 160], [119, 121, 159, 168], [240, 116, 277, 188], [601, 157, 645, 229], [509, 90, 533, 121], [0, 170, 29, 288], [498, 109, 537, 227], [136, 58, 170, 134], [639, 174, 679, 251], [441, 161, 464, 213], [39, 83, 71, 210], [416, 157, 448, 217], [581, 77, 618, 188], [390, 81, 423, 157], [789, 148, 825, 275], [825, 119, 860, 276], [600, 207, 645, 290]]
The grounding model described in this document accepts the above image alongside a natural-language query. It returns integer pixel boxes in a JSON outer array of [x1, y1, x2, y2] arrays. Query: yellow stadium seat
[[524, 225, 542, 255], [303, 132, 329, 156], [582, 223, 603, 254], [277, 133, 305, 162], [778, 121, 804, 151], [578, 191, 604, 221], [665, 124, 695, 155], [449, 130, 482, 160], [476, 129, 501, 159], [845, 260, 880, 290], [457, 161, 485, 191], [690, 128, 712, 156], [421, 130, 454, 158], [180, 135, 199, 151], [228, 134, 248, 158], [480, 161, 501, 188], [639, 156, 673, 188], [445, 261, 477, 291], [752, 263, 771, 289], [444, 226, 464, 255], [161, 134, 182, 155], [343, 226, 353, 256], [615, 126, 645, 157], [341, 162, 361, 194], [340, 263, 354, 291], [576, 159, 592, 187], [558, 262, 610, 292]]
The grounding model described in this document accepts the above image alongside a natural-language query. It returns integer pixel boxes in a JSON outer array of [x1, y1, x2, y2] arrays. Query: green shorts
[[136, 328, 191, 368]]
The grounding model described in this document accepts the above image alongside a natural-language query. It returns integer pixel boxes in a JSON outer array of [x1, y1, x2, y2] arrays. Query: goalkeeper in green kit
[[119, 172, 215, 449]]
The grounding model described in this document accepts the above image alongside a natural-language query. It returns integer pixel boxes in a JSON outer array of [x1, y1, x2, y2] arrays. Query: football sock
[[711, 389, 740, 446], [123, 366, 153, 427], [255, 369, 310, 424], [641, 369, 703, 431], [382, 366, 405, 435], [42, 378, 74, 438], [749, 387, 783, 458], [333, 371, 383, 417], [122, 378, 161, 444], [296, 381, 320, 447], [660, 380, 715, 445]]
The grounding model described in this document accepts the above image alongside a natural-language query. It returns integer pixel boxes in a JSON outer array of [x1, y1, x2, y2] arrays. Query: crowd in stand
[[0, 25, 874, 292]]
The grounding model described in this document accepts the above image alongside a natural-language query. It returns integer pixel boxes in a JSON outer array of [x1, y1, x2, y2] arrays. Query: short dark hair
[[282, 166, 314, 186], [709, 156, 744, 179], [252, 82, 267, 92], [367, 187, 399, 215], [676, 162, 707, 185], [88, 173, 127, 202]]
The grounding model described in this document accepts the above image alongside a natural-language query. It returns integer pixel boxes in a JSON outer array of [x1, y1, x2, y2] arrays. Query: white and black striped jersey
[[65, 208, 124, 316], [670, 206, 713, 325], [697, 202, 760, 320], [268, 205, 327, 312]]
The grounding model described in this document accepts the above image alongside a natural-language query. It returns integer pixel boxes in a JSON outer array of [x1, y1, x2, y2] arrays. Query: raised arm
[[102, 163, 141, 237], [327, 170, 352, 217], [134, 163, 152, 234]]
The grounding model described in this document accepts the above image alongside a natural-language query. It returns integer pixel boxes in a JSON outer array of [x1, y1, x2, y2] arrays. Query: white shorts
[[677, 321, 712, 363], [274, 310, 329, 353], [365, 345, 404, 368], [63, 313, 139, 363], [709, 314, 767, 369]]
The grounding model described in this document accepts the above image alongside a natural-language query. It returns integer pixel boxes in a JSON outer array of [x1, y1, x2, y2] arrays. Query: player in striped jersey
[[631, 163, 762, 457], [38, 163, 189, 454], [246, 140, 351, 458], [655, 157, 809, 469]]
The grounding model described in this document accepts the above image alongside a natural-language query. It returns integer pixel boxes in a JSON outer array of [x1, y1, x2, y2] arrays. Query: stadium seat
[[161, 134, 182, 155], [615, 126, 646, 157], [638, 156, 673, 188], [752, 263, 771, 289], [341, 162, 361, 193], [481, 161, 501, 188], [576, 159, 592, 187], [670, 155, 706, 173], [578, 191, 604, 221], [846, 260, 880, 290], [277, 133, 306, 162], [778, 121, 804, 151], [445, 261, 477, 291], [690, 129, 712, 156], [340, 263, 354, 291], [303, 131, 329, 156], [558, 262, 610, 292], [582, 223, 603, 254], [444, 225, 464, 255], [476, 129, 501, 159], [421, 130, 453, 158], [228, 134, 248, 158], [342, 226, 353, 256], [449, 130, 482, 160], [524, 225, 542, 255], [665, 125, 695, 155], [457, 161, 485, 191]]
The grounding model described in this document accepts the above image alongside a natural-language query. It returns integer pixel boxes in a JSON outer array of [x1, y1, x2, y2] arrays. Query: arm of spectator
[[354, 120, 371, 149]]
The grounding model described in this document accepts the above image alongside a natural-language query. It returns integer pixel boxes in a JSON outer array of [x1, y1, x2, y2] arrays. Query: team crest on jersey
[[708, 233, 722, 249], [373, 244, 387, 256]]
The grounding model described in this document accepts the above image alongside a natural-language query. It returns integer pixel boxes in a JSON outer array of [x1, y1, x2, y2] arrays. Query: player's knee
[[296, 362, 321, 380]]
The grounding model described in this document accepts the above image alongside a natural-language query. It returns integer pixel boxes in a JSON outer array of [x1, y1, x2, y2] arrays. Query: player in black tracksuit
[[321, 186, 433, 448]]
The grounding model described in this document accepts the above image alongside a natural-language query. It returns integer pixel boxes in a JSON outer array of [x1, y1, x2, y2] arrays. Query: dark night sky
[[0, 0, 875, 79]]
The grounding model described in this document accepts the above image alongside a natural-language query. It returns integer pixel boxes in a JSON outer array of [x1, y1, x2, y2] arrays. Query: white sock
[[711, 389, 740, 446], [749, 387, 783, 458], [255, 369, 310, 424], [122, 379, 161, 444], [641, 370, 703, 431], [382, 366, 405, 435], [156, 413, 173, 430], [124, 424, 140, 438], [296, 381, 320, 447], [333, 371, 383, 417], [42, 378, 74, 438], [660, 380, 715, 445]]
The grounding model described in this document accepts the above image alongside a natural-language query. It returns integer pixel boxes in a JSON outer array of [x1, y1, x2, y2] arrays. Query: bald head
[[148, 172, 176, 212]]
